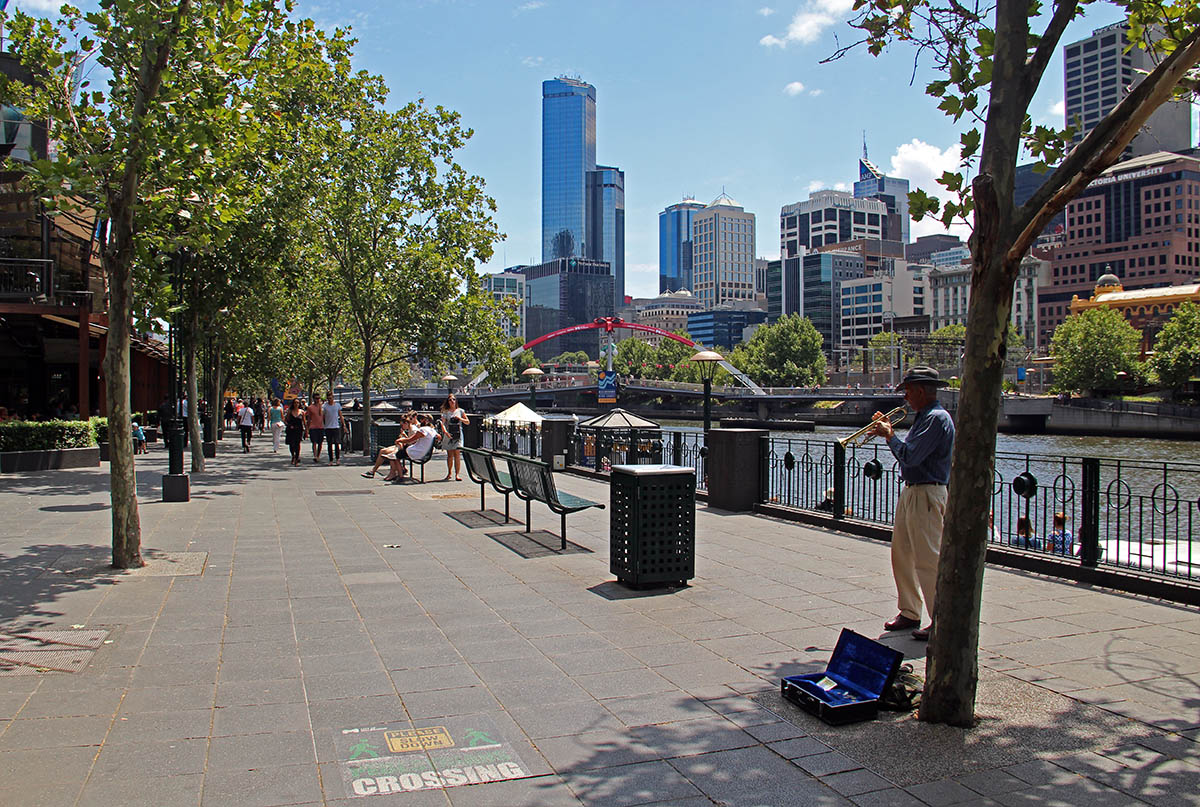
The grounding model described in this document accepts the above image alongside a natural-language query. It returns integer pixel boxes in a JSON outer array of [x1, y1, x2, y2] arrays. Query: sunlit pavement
[[0, 434, 1198, 806]]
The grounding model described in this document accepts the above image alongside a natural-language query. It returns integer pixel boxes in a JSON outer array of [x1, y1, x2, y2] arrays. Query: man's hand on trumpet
[[868, 410, 895, 440]]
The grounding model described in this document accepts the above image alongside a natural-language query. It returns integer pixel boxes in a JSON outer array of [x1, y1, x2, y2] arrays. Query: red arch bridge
[[465, 317, 765, 395]]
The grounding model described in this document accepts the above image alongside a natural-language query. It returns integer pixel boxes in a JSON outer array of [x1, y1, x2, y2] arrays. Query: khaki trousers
[[891, 484, 947, 623]]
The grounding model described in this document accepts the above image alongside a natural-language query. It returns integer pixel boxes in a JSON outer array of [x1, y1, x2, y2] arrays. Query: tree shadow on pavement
[[0, 543, 119, 630]]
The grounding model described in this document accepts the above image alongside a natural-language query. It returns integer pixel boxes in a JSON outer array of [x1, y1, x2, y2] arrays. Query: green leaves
[[1151, 300, 1200, 392], [1050, 307, 1145, 393]]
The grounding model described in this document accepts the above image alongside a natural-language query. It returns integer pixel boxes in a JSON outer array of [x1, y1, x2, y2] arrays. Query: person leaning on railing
[[868, 366, 955, 642]]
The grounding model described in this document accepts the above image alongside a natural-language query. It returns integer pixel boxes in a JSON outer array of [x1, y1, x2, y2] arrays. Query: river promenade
[[1, 439, 1199, 806]]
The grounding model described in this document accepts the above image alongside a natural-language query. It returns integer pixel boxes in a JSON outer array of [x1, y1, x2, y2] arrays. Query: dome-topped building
[[1071, 265, 1200, 350]]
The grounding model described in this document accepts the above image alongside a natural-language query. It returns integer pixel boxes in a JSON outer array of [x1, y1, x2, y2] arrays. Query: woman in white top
[[439, 394, 469, 481]]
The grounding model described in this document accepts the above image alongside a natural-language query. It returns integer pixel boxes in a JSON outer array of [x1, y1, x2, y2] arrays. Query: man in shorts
[[304, 396, 325, 462]]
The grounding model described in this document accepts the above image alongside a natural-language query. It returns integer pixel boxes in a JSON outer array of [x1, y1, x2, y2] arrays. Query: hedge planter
[[1, 447, 101, 473]]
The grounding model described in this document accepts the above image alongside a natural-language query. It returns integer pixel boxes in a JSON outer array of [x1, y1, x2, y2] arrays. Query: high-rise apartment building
[[541, 77, 625, 310], [1064, 22, 1191, 158], [780, 191, 888, 258], [1039, 150, 1200, 346], [691, 193, 756, 310], [854, 157, 910, 243], [483, 271, 526, 342], [658, 198, 704, 293]]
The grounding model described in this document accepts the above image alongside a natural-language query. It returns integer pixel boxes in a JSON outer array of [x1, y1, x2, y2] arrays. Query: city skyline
[[12, 0, 1155, 298]]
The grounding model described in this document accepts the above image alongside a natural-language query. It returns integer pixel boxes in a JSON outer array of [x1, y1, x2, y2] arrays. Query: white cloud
[[888, 138, 971, 238], [1049, 99, 1065, 120], [522, 56, 544, 68], [805, 180, 849, 193], [758, 6, 776, 15], [760, 0, 854, 47], [14, 0, 63, 12], [515, 1, 546, 13], [783, 81, 806, 96], [808, 88, 823, 97]]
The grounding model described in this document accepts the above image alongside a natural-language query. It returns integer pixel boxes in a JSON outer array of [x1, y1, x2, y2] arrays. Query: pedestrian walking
[[268, 398, 285, 452], [305, 396, 325, 462], [224, 399, 235, 430], [868, 366, 955, 642], [237, 399, 256, 452], [322, 391, 343, 466], [285, 399, 305, 466]]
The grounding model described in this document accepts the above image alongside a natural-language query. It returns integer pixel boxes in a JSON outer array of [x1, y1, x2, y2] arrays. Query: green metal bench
[[460, 446, 514, 522], [504, 454, 604, 550]]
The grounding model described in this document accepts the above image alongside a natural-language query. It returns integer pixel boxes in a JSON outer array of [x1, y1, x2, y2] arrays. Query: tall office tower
[[658, 198, 705, 293], [780, 191, 888, 258], [1064, 22, 1191, 158], [853, 155, 911, 243], [588, 165, 625, 307], [691, 193, 757, 310], [542, 78, 596, 262]]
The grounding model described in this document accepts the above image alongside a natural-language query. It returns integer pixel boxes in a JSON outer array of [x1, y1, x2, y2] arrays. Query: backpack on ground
[[880, 663, 923, 712]]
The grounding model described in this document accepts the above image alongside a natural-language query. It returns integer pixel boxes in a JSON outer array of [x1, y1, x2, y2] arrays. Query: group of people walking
[[222, 392, 343, 464]]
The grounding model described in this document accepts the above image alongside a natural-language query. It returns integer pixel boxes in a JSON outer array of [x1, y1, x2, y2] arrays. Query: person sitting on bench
[[363, 414, 437, 482]]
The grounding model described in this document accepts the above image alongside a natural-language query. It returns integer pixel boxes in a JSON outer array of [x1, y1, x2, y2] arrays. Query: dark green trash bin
[[610, 464, 696, 588]]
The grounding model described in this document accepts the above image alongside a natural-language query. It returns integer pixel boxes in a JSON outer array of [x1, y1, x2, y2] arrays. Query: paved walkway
[[0, 436, 1198, 806]]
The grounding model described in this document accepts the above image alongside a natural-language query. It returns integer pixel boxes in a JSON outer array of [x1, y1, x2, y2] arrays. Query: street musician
[[867, 366, 955, 641]]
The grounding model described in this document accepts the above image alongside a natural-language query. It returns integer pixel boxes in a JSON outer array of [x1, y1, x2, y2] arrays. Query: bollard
[[1079, 457, 1101, 567], [833, 442, 846, 520]]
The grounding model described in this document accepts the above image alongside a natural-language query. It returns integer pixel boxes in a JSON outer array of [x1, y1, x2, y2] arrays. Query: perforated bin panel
[[610, 466, 696, 586]]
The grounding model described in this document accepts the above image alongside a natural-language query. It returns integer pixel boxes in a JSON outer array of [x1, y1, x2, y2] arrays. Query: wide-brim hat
[[896, 365, 948, 390]]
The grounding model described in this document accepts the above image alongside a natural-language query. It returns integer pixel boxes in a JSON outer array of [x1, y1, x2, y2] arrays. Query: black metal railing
[[760, 435, 1200, 581], [0, 257, 53, 300], [481, 420, 542, 458]]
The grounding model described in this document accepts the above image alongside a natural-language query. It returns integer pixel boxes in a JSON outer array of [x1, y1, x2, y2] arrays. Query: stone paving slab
[[0, 438, 1199, 805]]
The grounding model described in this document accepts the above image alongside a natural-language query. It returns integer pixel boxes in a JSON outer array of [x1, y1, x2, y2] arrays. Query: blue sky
[[17, 0, 1135, 298]]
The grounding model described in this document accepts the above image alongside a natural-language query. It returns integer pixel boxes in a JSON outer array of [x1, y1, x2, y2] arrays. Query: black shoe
[[884, 614, 920, 632]]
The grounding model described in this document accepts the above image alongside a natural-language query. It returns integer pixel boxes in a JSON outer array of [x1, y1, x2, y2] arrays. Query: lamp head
[[689, 349, 724, 382]]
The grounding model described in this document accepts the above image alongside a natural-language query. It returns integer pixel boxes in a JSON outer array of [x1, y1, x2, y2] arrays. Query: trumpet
[[838, 407, 907, 448]]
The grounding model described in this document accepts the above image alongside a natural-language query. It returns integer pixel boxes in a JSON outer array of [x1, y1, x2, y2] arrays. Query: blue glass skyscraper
[[542, 77, 624, 309], [588, 165, 624, 306], [542, 78, 596, 262], [658, 199, 704, 293], [853, 156, 910, 244]]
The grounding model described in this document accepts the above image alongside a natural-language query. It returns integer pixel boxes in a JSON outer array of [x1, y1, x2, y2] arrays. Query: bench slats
[[503, 454, 603, 550]]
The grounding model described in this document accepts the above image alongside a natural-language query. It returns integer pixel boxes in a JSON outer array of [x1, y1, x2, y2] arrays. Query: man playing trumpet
[[867, 366, 955, 641]]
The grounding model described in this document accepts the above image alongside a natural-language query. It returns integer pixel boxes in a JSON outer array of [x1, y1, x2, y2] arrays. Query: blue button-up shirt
[[886, 401, 955, 485]]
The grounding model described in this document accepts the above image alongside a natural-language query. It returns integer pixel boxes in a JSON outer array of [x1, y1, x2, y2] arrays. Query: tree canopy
[[1151, 301, 1200, 392], [735, 315, 826, 387], [1050, 308, 1144, 393]]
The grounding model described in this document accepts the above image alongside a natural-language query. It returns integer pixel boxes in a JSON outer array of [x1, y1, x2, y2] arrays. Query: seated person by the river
[[1012, 515, 1041, 550], [815, 487, 836, 513], [1047, 511, 1074, 555]]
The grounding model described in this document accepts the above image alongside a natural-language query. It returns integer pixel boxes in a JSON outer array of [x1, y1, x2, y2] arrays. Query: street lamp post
[[689, 350, 724, 434], [521, 366, 544, 411]]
